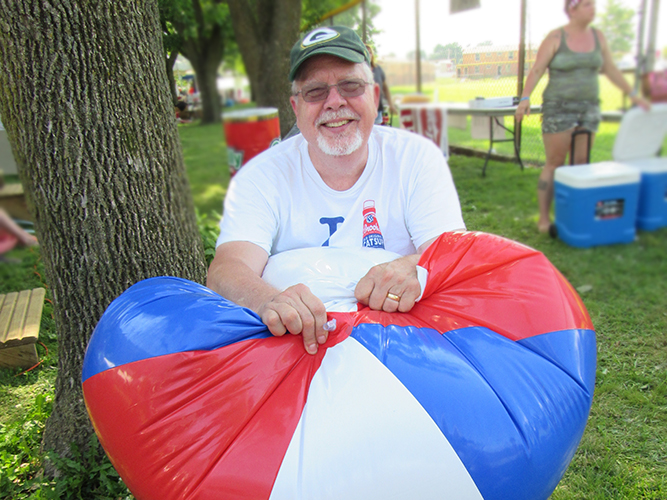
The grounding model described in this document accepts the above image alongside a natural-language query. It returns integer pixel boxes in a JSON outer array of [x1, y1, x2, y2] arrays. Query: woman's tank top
[[543, 28, 603, 102]]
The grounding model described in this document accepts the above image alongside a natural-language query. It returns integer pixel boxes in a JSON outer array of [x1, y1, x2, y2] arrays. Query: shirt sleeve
[[216, 168, 279, 255], [405, 139, 466, 250]]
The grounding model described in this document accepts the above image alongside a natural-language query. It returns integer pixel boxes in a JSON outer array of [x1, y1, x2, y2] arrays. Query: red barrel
[[223, 108, 281, 177]]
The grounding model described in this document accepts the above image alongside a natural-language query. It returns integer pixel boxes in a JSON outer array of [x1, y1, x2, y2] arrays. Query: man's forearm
[[207, 258, 280, 313]]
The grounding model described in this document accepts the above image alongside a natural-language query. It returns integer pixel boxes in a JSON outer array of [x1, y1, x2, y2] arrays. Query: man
[[207, 26, 465, 355]]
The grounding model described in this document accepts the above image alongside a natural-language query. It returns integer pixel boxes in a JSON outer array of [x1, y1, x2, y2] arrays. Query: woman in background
[[0, 208, 37, 259], [515, 0, 650, 233], [365, 44, 398, 125]]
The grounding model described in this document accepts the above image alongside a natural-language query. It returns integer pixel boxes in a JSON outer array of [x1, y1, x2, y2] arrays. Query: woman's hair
[[364, 44, 377, 67], [564, 0, 582, 15]]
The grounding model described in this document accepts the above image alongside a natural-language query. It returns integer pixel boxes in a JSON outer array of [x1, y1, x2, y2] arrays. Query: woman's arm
[[516, 29, 561, 122], [598, 29, 651, 111]]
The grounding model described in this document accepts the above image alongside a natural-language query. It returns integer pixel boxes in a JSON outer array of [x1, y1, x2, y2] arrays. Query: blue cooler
[[623, 158, 667, 230], [611, 104, 667, 231], [554, 162, 640, 248]]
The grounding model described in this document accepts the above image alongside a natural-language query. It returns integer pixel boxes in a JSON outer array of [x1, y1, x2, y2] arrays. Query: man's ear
[[290, 95, 298, 115], [373, 83, 380, 109]]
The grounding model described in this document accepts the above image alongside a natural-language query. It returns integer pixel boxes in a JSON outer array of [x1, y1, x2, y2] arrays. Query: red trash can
[[223, 108, 281, 177]]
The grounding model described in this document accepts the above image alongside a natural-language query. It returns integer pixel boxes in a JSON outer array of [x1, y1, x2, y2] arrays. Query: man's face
[[290, 55, 380, 158]]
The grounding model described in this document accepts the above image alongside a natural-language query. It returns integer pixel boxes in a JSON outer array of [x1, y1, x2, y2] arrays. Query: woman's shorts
[[541, 100, 600, 134]]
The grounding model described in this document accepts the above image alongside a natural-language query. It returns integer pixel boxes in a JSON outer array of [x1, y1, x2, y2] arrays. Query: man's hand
[[208, 242, 329, 355], [258, 283, 328, 355], [354, 254, 422, 313]]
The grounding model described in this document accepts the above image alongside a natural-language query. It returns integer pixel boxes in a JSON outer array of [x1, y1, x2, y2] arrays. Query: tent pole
[[416, 0, 422, 93], [645, 0, 660, 73], [634, 0, 648, 95], [516, 0, 527, 152], [362, 0, 367, 43]]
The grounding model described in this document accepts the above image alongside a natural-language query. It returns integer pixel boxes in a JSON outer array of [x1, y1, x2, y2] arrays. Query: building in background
[[381, 58, 436, 86], [458, 45, 537, 79]]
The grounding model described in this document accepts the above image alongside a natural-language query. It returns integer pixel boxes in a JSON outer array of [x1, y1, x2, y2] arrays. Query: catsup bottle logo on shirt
[[362, 200, 385, 249]]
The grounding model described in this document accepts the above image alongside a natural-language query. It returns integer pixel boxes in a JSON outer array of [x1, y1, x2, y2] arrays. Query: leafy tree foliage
[[431, 42, 463, 64], [320, 1, 382, 43], [597, 0, 635, 60]]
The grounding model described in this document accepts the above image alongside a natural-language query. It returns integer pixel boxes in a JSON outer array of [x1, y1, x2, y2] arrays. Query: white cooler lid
[[555, 161, 641, 188], [613, 103, 667, 161], [623, 156, 667, 173]]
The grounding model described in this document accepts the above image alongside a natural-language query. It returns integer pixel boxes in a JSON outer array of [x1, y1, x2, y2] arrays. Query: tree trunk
[[183, 49, 223, 124], [177, 0, 226, 124], [166, 49, 180, 105], [227, 0, 302, 137], [0, 0, 207, 470]]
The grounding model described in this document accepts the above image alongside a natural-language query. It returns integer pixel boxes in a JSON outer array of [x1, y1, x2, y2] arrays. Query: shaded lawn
[[179, 121, 229, 219]]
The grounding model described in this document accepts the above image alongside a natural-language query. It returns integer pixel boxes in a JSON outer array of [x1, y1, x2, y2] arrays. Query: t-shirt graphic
[[320, 216, 345, 246], [362, 200, 385, 249]]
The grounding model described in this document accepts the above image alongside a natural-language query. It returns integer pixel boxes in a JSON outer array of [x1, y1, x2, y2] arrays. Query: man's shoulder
[[233, 134, 304, 180], [371, 125, 442, 153]]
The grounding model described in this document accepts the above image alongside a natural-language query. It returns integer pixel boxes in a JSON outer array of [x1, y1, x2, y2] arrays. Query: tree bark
[[227, 0, 302, 137], [0, 0, 207, 470]]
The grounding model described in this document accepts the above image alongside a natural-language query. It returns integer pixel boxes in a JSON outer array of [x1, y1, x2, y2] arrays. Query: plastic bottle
[[362, 200, 385, 249]]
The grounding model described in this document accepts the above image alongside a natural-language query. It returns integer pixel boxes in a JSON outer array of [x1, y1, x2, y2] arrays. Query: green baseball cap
[[289, 26, 370, 81]]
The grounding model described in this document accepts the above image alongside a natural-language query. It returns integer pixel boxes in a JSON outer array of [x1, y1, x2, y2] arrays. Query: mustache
[[316, 109, 360, 126]]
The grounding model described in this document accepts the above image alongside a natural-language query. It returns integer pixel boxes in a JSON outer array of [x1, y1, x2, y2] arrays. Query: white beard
[[315, 109, 364, 157], [316, 127, 363, 156]]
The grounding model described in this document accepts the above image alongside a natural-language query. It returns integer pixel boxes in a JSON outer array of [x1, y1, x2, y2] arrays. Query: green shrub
[[39, 436, 132, 500], [0, 394, 50, 498], [196, 208, 221, 267]]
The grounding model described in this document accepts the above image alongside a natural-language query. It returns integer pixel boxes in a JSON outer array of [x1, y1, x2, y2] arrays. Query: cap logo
[[302, 28, 340, 48]]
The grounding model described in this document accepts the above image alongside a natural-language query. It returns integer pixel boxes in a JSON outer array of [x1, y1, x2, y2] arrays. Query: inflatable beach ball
[[82, 231, 596, 500]]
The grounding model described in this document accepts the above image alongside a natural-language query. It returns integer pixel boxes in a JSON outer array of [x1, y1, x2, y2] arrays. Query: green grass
[[179, 121, 229, 218], [1, 123, 666, 498], [391, 74, 635, 112]]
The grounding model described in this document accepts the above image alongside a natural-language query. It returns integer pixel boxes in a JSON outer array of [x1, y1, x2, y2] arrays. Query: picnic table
[[399, 102, 632, 175], [399, 102, 541, 176]]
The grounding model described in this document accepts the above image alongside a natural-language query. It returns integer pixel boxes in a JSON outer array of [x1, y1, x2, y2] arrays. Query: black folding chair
[[569, 128, 592, 165]]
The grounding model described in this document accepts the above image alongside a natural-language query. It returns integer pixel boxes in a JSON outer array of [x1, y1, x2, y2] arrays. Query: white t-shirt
[[217, 126, 465, 256]]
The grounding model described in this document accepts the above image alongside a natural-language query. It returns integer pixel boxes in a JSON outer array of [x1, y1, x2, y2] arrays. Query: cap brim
[[289, 46, 367, 81]]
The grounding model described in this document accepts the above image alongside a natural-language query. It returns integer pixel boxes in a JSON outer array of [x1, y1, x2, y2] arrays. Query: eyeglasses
[[294, 79, 372, 103]]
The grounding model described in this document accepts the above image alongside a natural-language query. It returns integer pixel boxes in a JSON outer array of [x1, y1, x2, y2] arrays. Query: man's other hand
[[354, 254, 421, 313], [258, 284, 328, 355]]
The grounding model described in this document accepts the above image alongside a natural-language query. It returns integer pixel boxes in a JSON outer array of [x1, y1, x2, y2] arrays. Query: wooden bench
[[0, 182, 32, 221], [0, 288, 45, 369]]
